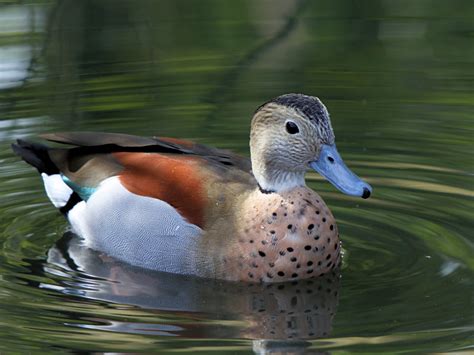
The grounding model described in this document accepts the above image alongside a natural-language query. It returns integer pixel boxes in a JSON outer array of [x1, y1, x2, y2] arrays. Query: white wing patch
[[41, 173, 73, 208]]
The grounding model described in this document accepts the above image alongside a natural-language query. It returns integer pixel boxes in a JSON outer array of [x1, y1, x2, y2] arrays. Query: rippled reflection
[[42, 233, 340, 341]]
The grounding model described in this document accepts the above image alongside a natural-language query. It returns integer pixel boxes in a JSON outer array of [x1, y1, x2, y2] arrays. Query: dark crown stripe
[[271, 93, 327, 124], [255, 93, 326, 122]]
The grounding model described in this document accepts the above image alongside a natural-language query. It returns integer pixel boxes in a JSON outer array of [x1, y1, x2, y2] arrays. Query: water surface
[[0, 0, 472, 353]]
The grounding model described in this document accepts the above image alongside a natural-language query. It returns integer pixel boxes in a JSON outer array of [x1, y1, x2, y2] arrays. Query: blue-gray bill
[[310, 144, 372, 199]]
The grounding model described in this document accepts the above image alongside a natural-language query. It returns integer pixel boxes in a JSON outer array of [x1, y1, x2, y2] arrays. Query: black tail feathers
[[12, 139, 59, 175]]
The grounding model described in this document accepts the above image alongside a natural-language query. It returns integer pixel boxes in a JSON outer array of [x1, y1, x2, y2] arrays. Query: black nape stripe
[[59, 192, 82, 215], [258, 184, 275, 194]]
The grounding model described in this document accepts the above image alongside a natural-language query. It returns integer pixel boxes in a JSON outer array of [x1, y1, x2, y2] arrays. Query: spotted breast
[[216, 187, 340, 282]]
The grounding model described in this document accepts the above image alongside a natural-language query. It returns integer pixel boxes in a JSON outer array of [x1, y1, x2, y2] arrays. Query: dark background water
[[0, 0, 472, 353]]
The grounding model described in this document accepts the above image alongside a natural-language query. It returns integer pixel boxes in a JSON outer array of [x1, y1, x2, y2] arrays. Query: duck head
[[250, 93, 372, 198]]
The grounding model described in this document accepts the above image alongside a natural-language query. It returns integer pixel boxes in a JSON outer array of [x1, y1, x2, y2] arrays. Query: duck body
[[13, 94, 370, 283]]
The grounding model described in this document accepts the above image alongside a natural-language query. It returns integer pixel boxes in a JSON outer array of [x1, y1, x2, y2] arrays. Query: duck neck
[[252, 159, 306, 193]]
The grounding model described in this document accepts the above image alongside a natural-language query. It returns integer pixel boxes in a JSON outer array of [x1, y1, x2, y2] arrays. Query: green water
[[0, 0, 473, 353]]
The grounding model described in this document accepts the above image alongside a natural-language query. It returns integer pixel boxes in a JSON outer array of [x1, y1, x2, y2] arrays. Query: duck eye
[[285, 121, 299, 134]]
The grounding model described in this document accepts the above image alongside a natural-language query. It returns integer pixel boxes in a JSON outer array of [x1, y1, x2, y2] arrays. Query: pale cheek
[[297, 143, 316, 164], [309, 139, 321, 158], [288, 147, 309, 167]]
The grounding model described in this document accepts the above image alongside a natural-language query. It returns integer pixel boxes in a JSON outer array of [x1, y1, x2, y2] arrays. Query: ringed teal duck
[[12, 93, 372, 283]]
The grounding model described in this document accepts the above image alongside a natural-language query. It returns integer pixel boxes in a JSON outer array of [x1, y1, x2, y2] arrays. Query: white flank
[[41, 173, 73, 208], [66, 176, 206, 275]]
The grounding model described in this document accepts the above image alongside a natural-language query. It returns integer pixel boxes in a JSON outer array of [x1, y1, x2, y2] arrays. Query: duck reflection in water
[[44, 232, 340, 346]]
